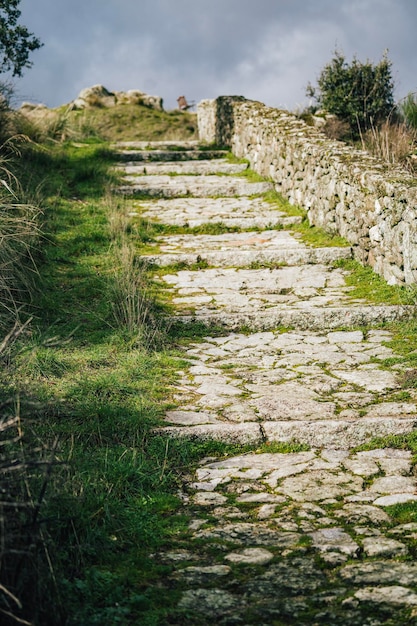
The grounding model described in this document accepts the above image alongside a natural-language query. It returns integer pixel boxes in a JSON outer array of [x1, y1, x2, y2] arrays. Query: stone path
[[114, 142, 417, 625]]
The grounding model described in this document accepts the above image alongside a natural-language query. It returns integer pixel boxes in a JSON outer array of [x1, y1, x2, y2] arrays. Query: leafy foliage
[[307, 50, 395, 136], [0, 0, 42, 76]]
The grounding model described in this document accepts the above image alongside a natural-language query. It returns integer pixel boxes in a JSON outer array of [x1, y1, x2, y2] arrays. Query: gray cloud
[[13, 0, 417, 111]]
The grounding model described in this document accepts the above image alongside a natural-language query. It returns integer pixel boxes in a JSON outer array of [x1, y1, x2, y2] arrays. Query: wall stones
[[198, 98, 417, 285]]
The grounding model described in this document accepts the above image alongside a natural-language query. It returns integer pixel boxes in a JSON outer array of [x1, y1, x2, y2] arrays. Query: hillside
[[20, 102, 198, 142]]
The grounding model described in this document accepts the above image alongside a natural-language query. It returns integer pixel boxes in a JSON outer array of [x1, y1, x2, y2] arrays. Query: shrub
[[307, 50, 395, 137]]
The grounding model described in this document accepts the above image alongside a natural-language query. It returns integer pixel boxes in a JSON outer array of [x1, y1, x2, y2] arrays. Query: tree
[[0, 0, 42, 76], [307, 50, 395, 136]]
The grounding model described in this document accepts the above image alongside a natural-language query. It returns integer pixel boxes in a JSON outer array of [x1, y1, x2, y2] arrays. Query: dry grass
[[361, 120, 417, 172], [0, 149, 42, 332], [19, 103, 198, 143]]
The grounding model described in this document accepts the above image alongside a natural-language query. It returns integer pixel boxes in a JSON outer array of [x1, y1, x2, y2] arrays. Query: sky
[[9, 0, 417, 112]]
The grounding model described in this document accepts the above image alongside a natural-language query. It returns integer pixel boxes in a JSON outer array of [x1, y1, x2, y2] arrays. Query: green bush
[[307, 50, 395, 137]]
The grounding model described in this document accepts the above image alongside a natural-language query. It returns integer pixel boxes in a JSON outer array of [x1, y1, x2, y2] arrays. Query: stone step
[[175, 304, 414, 331], [130, 197, 302, 229], [142, 230, 352, 267], [116, 160, 248, 175], [160, 417, 417, 448], [113, 140, 201, 149], [161, 265, 414, 330], [114, 150, 229, 162], [158, 328, 417, 448], [117, 175, 273, 198]]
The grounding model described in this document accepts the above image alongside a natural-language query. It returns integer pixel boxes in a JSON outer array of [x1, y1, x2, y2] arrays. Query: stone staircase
[[114, 141, 417, 625]]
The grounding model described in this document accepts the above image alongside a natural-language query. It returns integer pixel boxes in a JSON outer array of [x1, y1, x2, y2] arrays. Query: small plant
[[109, 242, 165, 346]]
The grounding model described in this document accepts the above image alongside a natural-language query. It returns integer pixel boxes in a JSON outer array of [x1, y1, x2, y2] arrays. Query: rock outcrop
[[69, 84, 163, 111]]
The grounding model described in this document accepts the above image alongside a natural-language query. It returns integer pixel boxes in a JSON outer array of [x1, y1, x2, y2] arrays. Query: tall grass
[[400, 92, 417, 130], [361, 119, 417, 172], [109, 242, 161, 342], [0, 180, 41, 327]]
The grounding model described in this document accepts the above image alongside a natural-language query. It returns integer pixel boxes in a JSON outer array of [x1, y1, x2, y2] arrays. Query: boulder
[[19, 102, 48, 112], [71, 84, 116, 110], [70, 84, 163, 111], [115, 89, 163, 110]]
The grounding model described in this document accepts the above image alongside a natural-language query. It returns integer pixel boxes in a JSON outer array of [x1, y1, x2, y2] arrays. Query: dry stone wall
[[198, 97, 417, 285]]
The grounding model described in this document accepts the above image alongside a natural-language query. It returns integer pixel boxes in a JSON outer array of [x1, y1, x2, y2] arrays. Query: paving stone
[[354, 586, 417, 606], [113, 140, 201, 150], [250, 381, 337, 421], [331, 368, 398, 392], [333, 504, 391, 525], [309, 527, 359, 559], [178, 589, 243, 616], [341, 560, 417, 585], [361, 536, 408, 557], [118, 159, 248, 175], [327, 330, 364, 343], [118, 174, 273, 197], [244, 557, 327, 595], [342, 457, 380, 477], [258, 504, 280, 519], [389, 522, 417, 537], [131, 196, 302, 228], [193, 492, 228, 506], [175, 565, 232, 582], [115, 149, 228, 161], [236, 493, 287, 504], [373, 493, 417, 507], [224, 547, 274, 565], [369, 476, 416, 494], [263, 418, 416, 448], [213, 506, 248, 519], [195, 523, 301, 548], [279, 469, 363, 501], [164, 410, 222, 425], [365, 402, 417, 418], [161, 550, 197, 562], [160, 422, 263, 444], [143, 229, 352, 267]]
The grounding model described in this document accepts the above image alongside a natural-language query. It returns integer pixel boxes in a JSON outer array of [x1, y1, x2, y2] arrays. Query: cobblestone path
[[115, 141, 417, 625]]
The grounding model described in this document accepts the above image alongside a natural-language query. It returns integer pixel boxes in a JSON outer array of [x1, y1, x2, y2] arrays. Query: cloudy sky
[[11, 0, 417, 112]]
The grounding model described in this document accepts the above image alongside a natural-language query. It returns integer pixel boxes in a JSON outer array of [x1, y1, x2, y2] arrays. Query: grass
[[20, 103, 198, 143], [334, 258, 417, 304], [0, 139, 250, 625]]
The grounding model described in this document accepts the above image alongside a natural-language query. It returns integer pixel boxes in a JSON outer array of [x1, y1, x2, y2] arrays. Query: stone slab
[[117, 160, 248, 175], [263, 419, 417, 449], [116, 149, 229, 162], [117, 175, 273, 197], [162, 266, 415, 330], [143, 229, 353, 267], [130, 197, 302, 228]]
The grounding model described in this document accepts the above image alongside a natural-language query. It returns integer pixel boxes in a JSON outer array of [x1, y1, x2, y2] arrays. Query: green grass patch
[[262, 189, 305, 216], [291, 220, 350, 247], [335, 259, 417, 304], [21, 104, 198, 143]]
